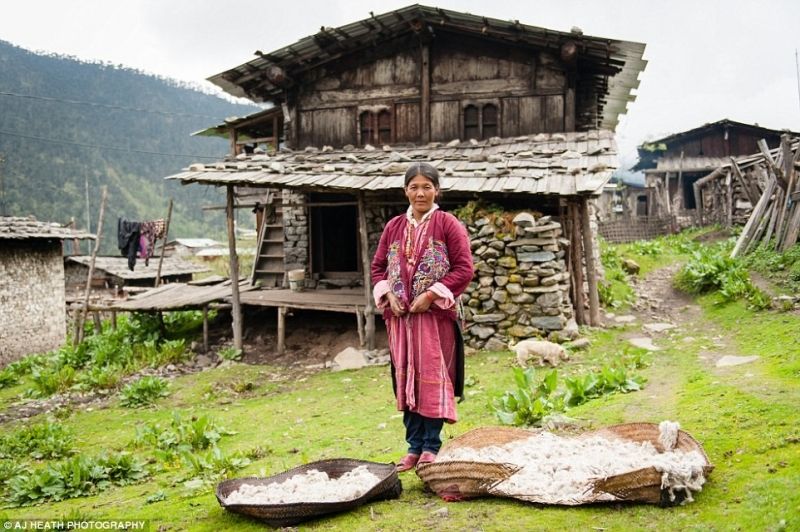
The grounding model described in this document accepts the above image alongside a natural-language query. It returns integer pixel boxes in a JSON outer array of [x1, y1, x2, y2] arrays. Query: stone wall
[[0, 240, 67, 364], [282, 190, 309, 271], [462, 212, 575, 351]]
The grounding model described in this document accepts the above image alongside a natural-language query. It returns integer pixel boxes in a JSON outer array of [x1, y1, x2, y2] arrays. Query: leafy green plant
[[119, 376, 170, 408], [5, 452, 147, 507], [630, 240, 663, 256], [218, 346, 243, 361], [133, 412, 235, 464], [0, 367, 18, 389], [0, 420, 74, 460], [180, 447, 250, 479], [29, 365, 77, 397], [76, 364, 123, 390]]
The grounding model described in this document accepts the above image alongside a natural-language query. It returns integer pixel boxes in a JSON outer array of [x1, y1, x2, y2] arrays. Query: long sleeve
[[370, 216, 401, 286], [438, 213, 474, 298]]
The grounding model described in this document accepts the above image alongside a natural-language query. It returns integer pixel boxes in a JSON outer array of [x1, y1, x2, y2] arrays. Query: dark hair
[[404, 162, 440, 188]]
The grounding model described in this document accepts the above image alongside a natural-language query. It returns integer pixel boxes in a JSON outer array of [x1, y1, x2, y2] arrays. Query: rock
[[628, 337, 661, 351], [622, 258, 641, 275], [614, 315, 637, 324], [530, 316, 566, 331], [522, 277, 540, 287], [524, 222, 561, 234], [508, 274, 523, 284], [562, 318, 580, 340], [537, 291, 563, 308], [481, 299, 497, 311], [506, 283, 523, 295], [567, 338, 591, 350], [479, 276, 494, 287], [508, 325, 539, 337], [511, 293, 536, 304], [488, 241, 505, 250], [477, 225, 495, 238], [643, 322, 676, 333], [484, 338, 508, 351], [491, 290, 508, 303], [508, 238, 554, 247], [497, 256, 517, 268], [512, 212, 536, 227], [431, 507, 449, 518], [471, 313, 506, 323], [498, 303, 521, 315], [494, 275, 509, 287], [716, 355, 760, 367], [517, 251, 556, 263], [470, 325, 496, 339], [523, 285, 561, 294], [481, 248, 501, 259], [333, 347, 369, 370], [194, 354, 214, 368]]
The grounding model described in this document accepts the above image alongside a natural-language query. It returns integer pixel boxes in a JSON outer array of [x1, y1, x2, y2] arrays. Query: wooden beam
[[202, 304, 209, 353], [74, 186, 107, 346], [420, 44, 431, 143], [730, 158, 760, 206], [568, 201, 586, 326], [357, 192, 376, 349], [229, 129, 239, 157], [579, 197, 601, 326], [758, 138, 788, 190], [732, 177, 777, 258], [775, 134, 796, 248], [277, 306, 287, 354], [226, 186, 243, 350], [154, 198, 173, 288]]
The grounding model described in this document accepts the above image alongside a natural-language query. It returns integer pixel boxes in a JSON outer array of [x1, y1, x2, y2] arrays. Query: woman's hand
[[386, 292, 407, 317], [409, 291, 435, 313]]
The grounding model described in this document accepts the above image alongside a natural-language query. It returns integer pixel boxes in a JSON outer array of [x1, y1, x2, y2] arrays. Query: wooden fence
[[598, 215, 676, 243]]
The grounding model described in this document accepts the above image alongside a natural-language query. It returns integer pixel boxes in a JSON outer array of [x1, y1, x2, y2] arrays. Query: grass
[[1, 236, 797, 530]]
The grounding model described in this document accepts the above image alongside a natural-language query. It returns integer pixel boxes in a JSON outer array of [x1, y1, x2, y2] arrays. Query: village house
[[167, 4, 646, 351], [163, 238, 224, 258], [633, 119, 796, 220], [0, 216, 94, 363]]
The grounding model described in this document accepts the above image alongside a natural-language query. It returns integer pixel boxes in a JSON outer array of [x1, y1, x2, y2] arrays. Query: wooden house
[[0, 216, 94, 363], [168, 5, 646, 350], [633, 119, 796, 218]]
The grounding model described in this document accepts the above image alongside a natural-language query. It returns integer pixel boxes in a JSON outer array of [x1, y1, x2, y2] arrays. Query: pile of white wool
[[438, 423, 707, 504], [224, 465, 381, 505]]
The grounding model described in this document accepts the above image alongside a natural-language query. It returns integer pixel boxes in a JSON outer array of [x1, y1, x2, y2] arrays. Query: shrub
[[0, 420, 74, 460], [119, 376, 170, 408], [29, 365, 77, 397], [133, 412, 234, 457], [5, 452, 147, 506], [630, 240, 663, 256], [180, 447, 250, 479], [218, 347, 243, 361]]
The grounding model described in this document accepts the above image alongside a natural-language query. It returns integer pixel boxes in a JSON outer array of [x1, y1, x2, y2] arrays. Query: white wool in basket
[[224, 465, 381, 505], [438, 425, 707, 504]]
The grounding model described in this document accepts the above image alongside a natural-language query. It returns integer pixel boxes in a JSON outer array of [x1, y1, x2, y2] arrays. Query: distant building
[[164, 238, 223, 257], [0, 216, 94, 364], [64, 256, 208, 298], [634, 119, 796, 216]]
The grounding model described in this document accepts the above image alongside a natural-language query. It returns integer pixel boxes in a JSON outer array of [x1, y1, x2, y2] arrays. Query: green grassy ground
[[1, 235, 797, 531]]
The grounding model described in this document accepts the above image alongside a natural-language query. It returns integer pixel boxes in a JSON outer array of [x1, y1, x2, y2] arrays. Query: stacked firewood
[[731, 134, 800, 257]]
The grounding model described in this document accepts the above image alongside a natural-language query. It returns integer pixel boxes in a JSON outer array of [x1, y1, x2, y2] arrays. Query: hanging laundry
[[117, 218, 141, 271], [139, 219, 166, 266]]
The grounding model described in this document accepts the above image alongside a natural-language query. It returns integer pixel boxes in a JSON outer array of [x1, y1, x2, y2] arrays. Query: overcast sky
[[2, 0, 799, 166]]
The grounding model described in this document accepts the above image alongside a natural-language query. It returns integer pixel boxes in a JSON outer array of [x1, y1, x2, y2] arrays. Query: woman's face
[[405, 174, 438, 216]]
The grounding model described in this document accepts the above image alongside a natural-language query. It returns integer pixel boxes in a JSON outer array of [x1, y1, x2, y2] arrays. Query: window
[[463, 102, 499, 140], [359, 109, 392, 145]]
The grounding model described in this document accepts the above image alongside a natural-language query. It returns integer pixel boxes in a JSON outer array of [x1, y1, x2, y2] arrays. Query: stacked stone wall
[[282, 190, 309, 271], [462, 212, 574, 351], [0, 240, 67, 364]]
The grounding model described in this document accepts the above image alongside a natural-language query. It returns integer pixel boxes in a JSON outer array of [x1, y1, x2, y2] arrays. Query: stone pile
[[462, 212, 575, 351], [282, 191, 309, 271]]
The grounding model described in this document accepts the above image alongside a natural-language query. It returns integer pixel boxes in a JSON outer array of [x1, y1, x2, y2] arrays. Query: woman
[[371, 162, 474, 472]]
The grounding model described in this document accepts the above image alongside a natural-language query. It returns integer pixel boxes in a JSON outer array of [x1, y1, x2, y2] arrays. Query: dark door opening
[[683, 174, 702, 210], [310, 193, 359, 277]]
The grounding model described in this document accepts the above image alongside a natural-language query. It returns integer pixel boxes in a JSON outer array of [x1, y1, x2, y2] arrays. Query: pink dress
[[371, 209, 474, 423]]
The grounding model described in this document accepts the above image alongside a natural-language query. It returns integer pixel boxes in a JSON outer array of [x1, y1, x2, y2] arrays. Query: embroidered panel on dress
[[410, 239, 450, 299], [386, 242, 406, 301]]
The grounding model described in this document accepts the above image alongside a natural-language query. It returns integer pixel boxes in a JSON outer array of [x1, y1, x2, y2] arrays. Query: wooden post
[[725, 170, 733, 228], [579, 197, 601, 327], [732, 177, 777, 258], [92, 312, 102, 333], [229, 129, 239, 157], [355, 307, 365, 347], [693, 181, 703, 225], [111, 311, 117, 331], [357, 192, 376, 350], [420, 45, 431, 144], [226, 186, 243, 351], [774, 134, 795, 248], [202, 304, 209, 353], [74, 186, 107, 346], [569, 201, 586, 326], [277, 306, 287, 355], [154, 198, 173, 288]]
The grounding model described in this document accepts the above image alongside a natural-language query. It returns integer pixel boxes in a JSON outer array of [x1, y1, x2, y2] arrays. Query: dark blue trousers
[[403, 411, 444, 454]]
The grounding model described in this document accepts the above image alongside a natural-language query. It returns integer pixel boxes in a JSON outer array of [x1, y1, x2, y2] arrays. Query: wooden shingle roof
[[66, 256, 208, 281], [168, 131, 617, 197], [0, 216, 95, 241]]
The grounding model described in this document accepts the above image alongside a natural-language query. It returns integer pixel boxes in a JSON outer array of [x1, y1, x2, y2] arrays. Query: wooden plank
[[154, 199, 173, 288], [277, 306, 287, 355], [227, 186, 243, 351], [774, 134, 796, 248], [758, 138, 788, 190], [569, 202, 586, 326], [730, 158, 760, 206], [732, 177, 777, 258], [75, 186, 107, 346], [202, 305, 209, 353], [420, 45, 430, 143], [579, 197, 601, 326], [358, 192, 376, 350]]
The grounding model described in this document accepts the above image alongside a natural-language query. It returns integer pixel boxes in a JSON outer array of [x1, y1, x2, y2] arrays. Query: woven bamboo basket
[[416, 423, 713, 506], [216, 459, 401, 527]]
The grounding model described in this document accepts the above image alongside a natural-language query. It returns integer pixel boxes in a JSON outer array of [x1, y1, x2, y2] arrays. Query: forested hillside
[[0, 40, 259, 252]]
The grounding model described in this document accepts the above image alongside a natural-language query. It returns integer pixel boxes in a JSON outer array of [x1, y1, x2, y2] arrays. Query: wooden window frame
[[461, 99, 502, 140], [357, 105, 393, 146]]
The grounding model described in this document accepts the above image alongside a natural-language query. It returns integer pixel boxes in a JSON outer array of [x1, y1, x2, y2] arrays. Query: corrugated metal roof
[[0, 216, 95, 241], [167, 131, 617, 197], [208, 4, 646, 131], [66, 256, 208, 281]]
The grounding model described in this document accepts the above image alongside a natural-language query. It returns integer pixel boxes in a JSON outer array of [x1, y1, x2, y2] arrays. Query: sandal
[[416, 451, 437, 467], [396, 453, 420, 473]]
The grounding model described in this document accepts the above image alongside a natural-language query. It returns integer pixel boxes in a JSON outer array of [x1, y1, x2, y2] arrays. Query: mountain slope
[[0, 40, 259, 252]]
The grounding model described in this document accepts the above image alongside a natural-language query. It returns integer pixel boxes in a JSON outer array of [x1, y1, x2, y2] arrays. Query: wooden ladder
[[251, 190, 285, 287]]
